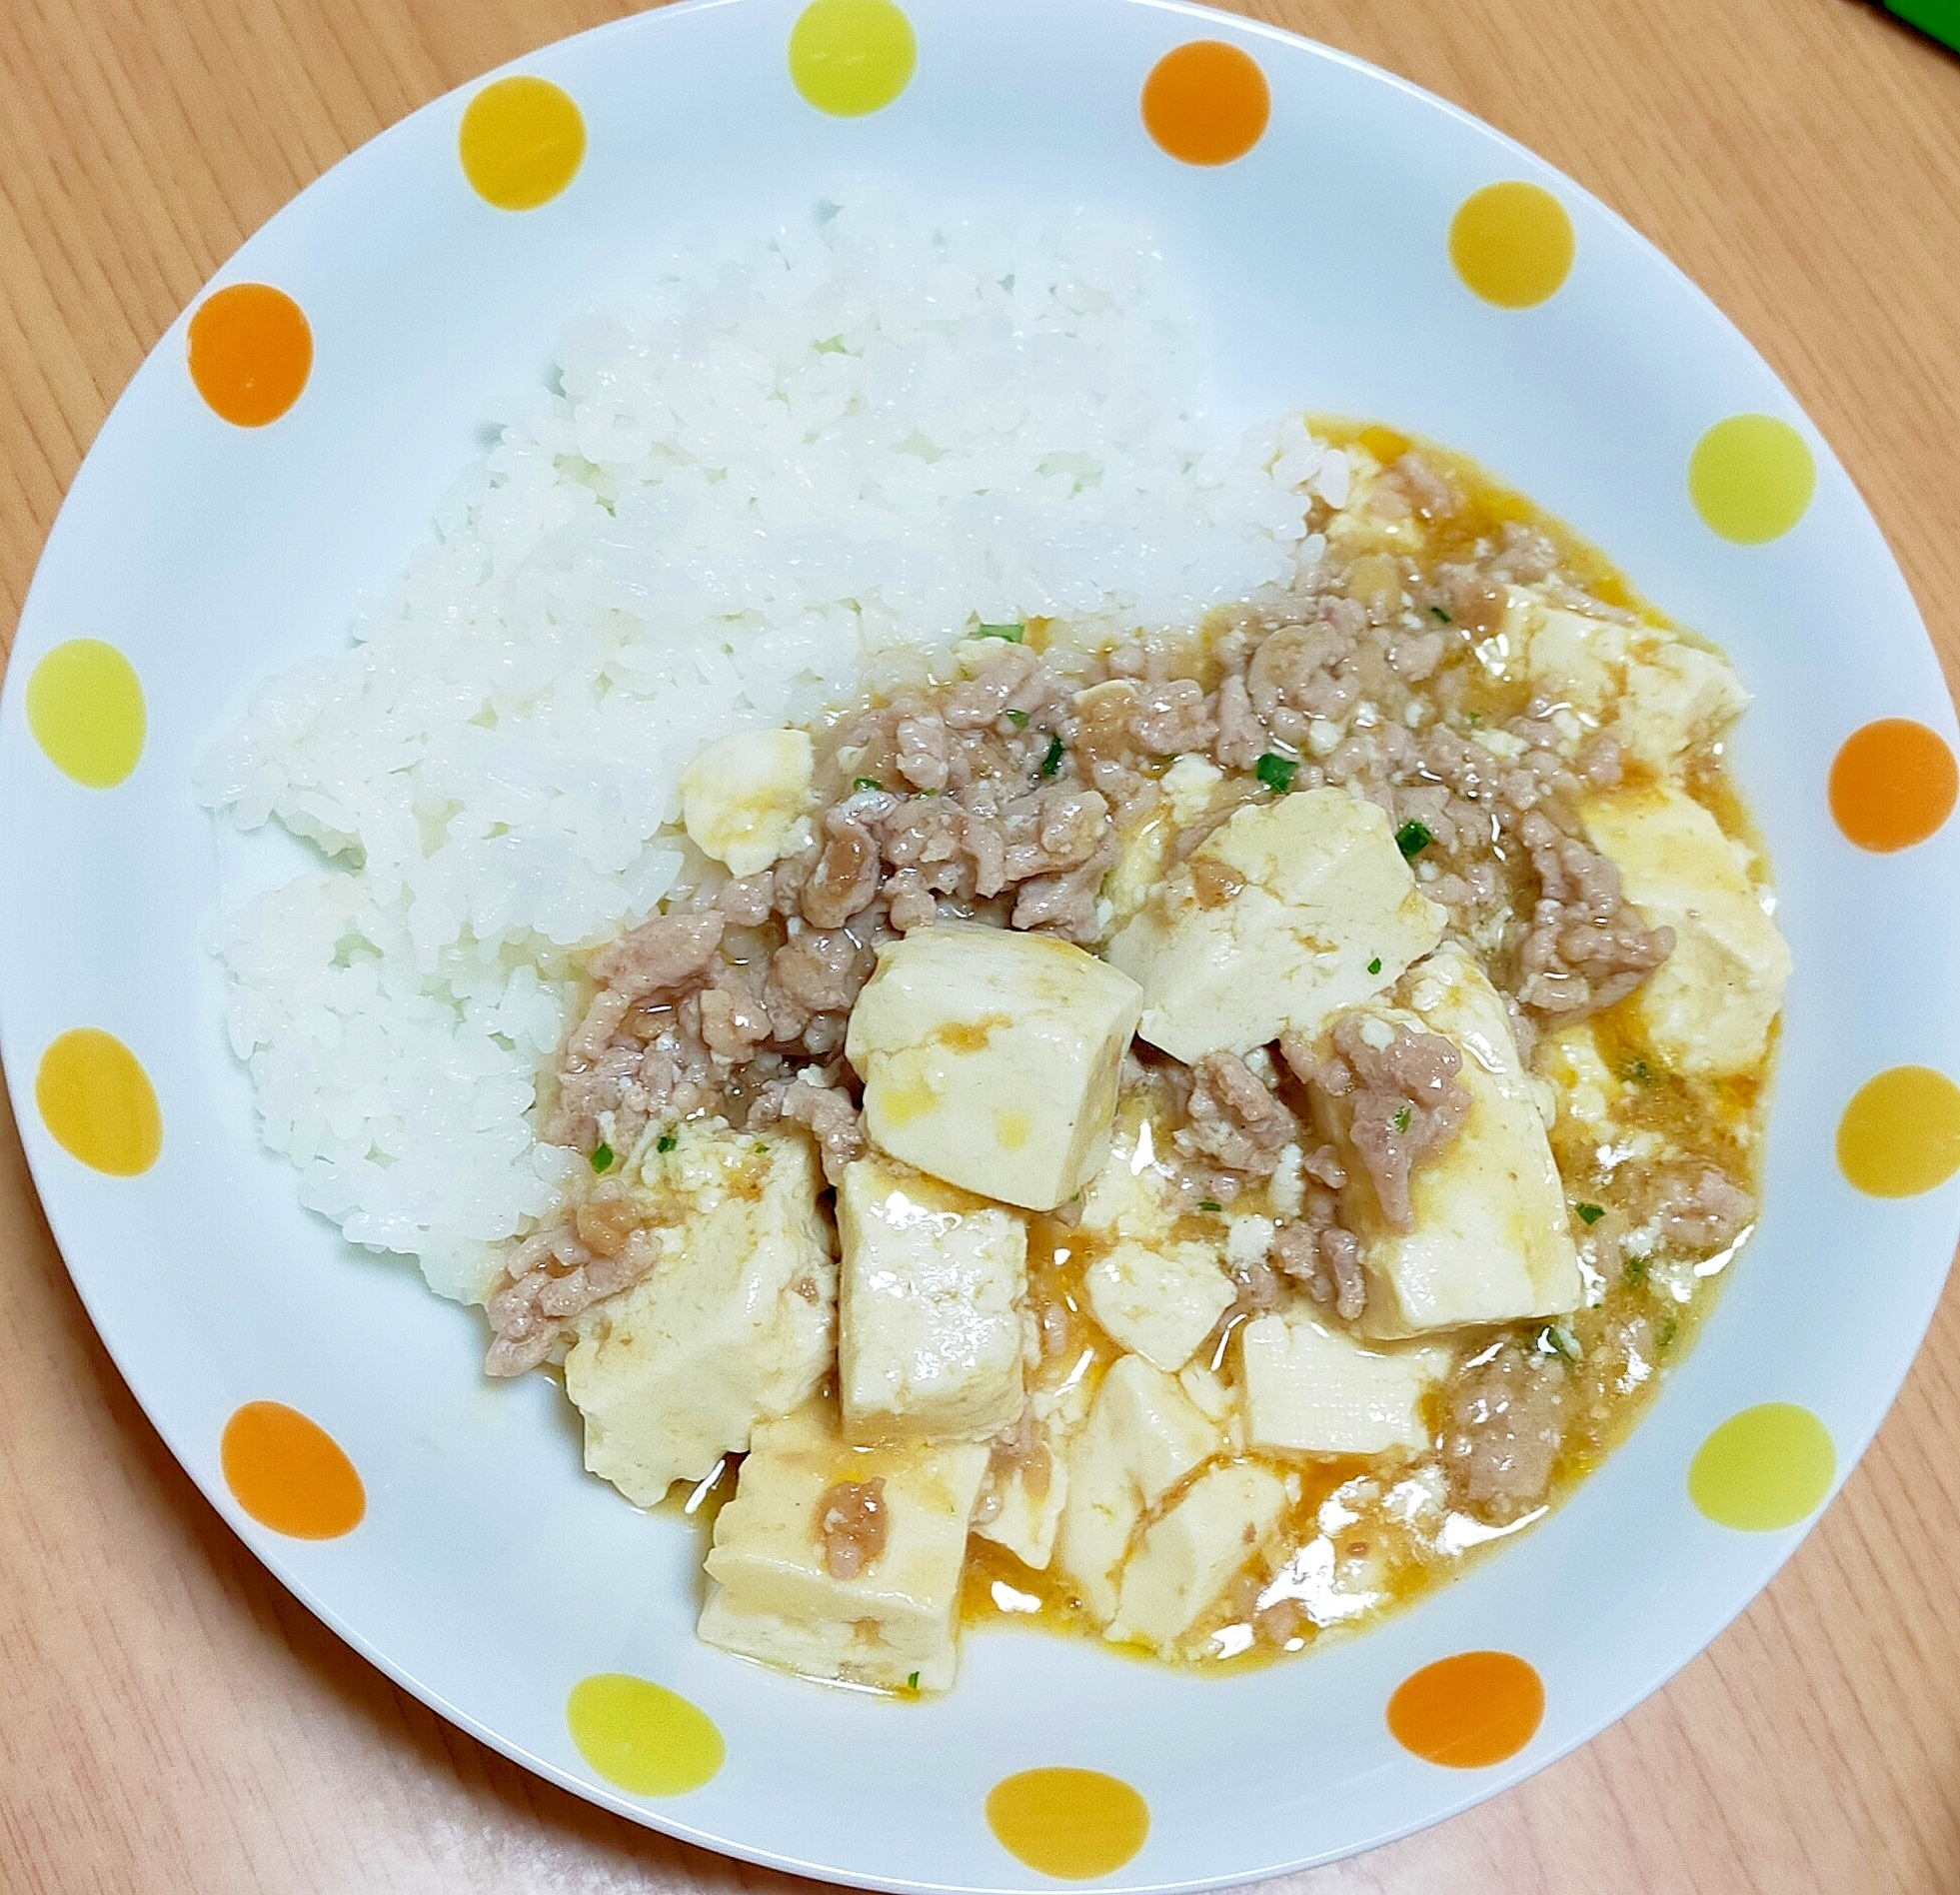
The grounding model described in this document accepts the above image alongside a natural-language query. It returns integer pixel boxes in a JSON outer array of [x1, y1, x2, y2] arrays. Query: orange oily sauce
[[957, 425, 1775, 1672]]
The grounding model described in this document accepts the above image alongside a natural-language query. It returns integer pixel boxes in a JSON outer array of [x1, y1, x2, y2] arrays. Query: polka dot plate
[[3, 0, 1956, 1885]]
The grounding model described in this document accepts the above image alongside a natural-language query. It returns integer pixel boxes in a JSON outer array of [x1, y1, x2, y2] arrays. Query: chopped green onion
[[1395, 820, 1433, 858], [591, 1142, 614, 1173], [1039, 735, 1065, 777], [1623, 1255, 1648, 1285], [976, 623, 1025, 643], [1538, 1321, 1582, 1364], [906, 1670, 922, 1690], [853, 777, 883, 793], [1465, 712, 1481, 727], [1391, 1103, 1412, 1134], [1623, 1057, 1652, 1083], [1255, 753, 1297, 795], [755, 1141, 769, 1154], [1366, 955, 1382, 975], [1575, 1202, 1605, 1225], [656, 1132, 678, 1153], [1198, 1198, 1222, 1213], [1429, 605, 1451, 623], [1657, 1317, 1678, 1350], [1005, 709, 1029, 729]]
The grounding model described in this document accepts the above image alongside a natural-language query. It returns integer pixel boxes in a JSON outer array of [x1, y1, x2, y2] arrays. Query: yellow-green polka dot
[[35, 1028, 162, 1176], [459, 76, 586, 211], [1689, 415, 1814, 544], [789, 0, 916, 117], [986, 1768, 1149, 1880], [1837, 1065, 1960, 1197], [567, 1674, 723, 1796], [1448, 182, 1574, 309], [26, 640, 145, 788], [1690, 1403, 1835, 1530]]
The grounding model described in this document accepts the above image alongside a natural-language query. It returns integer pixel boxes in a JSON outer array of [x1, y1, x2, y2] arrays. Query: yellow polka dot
[[35, 1028, 162, 1176], [1448, 182, 1574, 309], [985, 1768, 1149, 1880], [1837, 1065, 1960, 1197], [26, 640, 145, 788], [789, 0, 916, 117], [1689, 1403, 1834, 1530], [459, 76, 586, 211], [567, 1675, 724, 1797], [222, 1402, 366, 1538], [1688, 415, 1814, 544]]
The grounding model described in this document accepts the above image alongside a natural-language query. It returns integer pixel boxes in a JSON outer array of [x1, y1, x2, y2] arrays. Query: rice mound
[[196, 193, 1338, 1301]]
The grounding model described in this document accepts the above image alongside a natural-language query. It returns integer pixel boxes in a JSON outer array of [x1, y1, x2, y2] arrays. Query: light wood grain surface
[[3, 1, 1958, 1889]]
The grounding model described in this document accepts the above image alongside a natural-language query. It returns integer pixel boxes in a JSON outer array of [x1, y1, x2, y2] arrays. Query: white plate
[[5, 0, 1957, 1885]]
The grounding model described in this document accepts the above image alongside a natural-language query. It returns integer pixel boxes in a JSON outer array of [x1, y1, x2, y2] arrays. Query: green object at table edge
[[1884, 0, 1960, 56]]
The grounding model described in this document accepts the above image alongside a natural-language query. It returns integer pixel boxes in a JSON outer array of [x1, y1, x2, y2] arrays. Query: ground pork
[[483, 1214, 660, 1377], [1175, 1051, 1296, 1179], [1307, 1015, 1472, 1229], [816, 1478, 889, 1579], [1440, 1345, 1570, 1523]]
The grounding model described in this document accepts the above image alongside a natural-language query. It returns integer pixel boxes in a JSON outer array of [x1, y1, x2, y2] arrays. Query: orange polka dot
[[187, 284, 313, 427], [1141, 41, 1270, 167], [1837, 1066, 1960, 1197], [986, 1768, 1149, 1879], [1829, 719, 1957, 853], [1387, 1650, 1544, 1768], [221, 1401, 365, 1539]]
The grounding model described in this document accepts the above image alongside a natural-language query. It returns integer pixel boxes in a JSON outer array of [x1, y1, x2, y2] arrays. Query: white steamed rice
[[196, 193, 1349, 1301]]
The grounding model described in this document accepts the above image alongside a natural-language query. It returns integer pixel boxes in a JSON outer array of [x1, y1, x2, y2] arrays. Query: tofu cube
[[1083, 1239, 1235, 1373], [1105, 788, 1446, 1062], [1524, 603, 1748, 771], [973, 1377, 1090, 1571], [845, 923, 1143, 1211], [1238, 1313, 1446, 1455], [1053, 1355, 1221, 1624], [1582, 785, 1790, 1078], [838, 1155, 1028, 1446], [679, 728, 813, 877], [700, 1396, 988, 1693], [1314, 946, 1582, 1338], [1106, 1462, 1287, 1653], [564, 1123, 835, 1505]]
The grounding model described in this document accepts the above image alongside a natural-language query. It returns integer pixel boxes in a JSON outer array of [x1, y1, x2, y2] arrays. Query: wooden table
[[3, 0, 1958, 1888]]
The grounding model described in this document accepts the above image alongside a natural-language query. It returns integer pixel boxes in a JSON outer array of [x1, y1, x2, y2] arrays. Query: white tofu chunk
[[1105, 789, 1446, 1062], [973, 1377, 1090, 1571], [679, 729, 814, 877], [564, 1124, 835, 1505], [1106, 1462, 1287, 1653], [1083, 1238, 1235, 1373], [1238, 1313, 1447, 1455], [1581, 785, 1790, 1079], [1054, 1355, 1221, 1624], [838, 1155, 1027, 1445], [845, 923, 1143, 1210], [700, 1396, 988, 1693], [1315, 946, 1582, 1338], [1538, 1021, 1620, 1137], [1076, 1115, 1181, 1246], [1524, 603, 1748, 771]]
